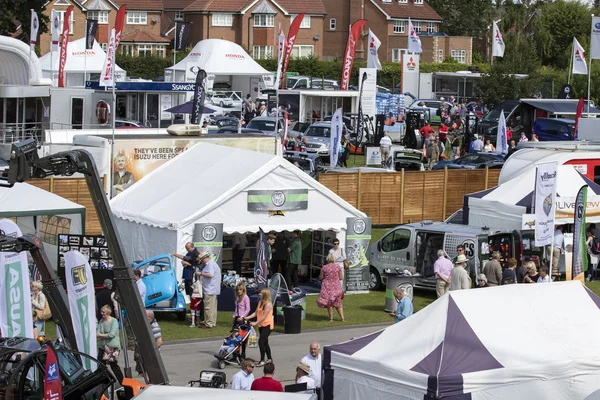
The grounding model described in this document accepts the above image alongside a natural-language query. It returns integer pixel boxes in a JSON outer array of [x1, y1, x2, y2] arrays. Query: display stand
[[310, 230, 338, 281], [221, 233, 257, 275]]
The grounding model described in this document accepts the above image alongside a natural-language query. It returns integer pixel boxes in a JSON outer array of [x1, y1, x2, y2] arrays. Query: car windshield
[[139, 256, 171, 275], [292, 122, 311, 133], [287, 158, 311, 171], [287, 78, 299, 87], [482, 106, 512, 122], [305, 126, 331, 137], [247, 120, 276, 132]]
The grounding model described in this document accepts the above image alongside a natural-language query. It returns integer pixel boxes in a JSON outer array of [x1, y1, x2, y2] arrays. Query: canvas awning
[[521, 99, 600, 115]]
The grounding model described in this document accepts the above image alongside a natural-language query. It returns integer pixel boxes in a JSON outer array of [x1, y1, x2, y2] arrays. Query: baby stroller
[[214, 323, 251, 370]]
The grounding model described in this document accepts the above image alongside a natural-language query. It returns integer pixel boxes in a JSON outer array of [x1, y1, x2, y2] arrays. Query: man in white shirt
[[197, 252, 222, 329], [551, 226, 564, 279], [300, 341, 322, 390], [295, 362, 316, 393], [133, 269, 146, 305], [231, 358, 255, 390], [379, 133, 392, 168]]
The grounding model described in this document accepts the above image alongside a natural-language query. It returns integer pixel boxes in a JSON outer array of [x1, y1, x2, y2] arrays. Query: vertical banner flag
[[64, 250, 97, 369], [193, 223, 224, 268], [0, 219, 34, 339], [330, 108, 343, 167], [574, 98, 585, 138], [534, 162, 558, 246], [58, 5, 74, 88], [281, 14, 304, 89], [571, 185, 588, 283], [345, 217, 372, 292], [591, 16, 600, 60], [43, 344, 63, 400], [30, 10, 39, 51], [51, 11, 61, 52], [492, 20, 505, 58], [85, 19, 98, 50], [114, 6, 127, 52], [367, 29, 382, 70], [191, 68, 208, 125], [99, 28, 116, 87], [254, 228, 268, 291], [274, 29, 286, 90], [496, 109, 507, 154], [357, 72, 368, 145], [407, 19, 422, 54], [175, 22, 191, 51], [341, 19, 367, 90], [572, 37, 588, 75]]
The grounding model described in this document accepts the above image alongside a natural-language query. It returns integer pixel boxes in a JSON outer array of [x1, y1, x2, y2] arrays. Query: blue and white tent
[[323, 281, 600, 400]]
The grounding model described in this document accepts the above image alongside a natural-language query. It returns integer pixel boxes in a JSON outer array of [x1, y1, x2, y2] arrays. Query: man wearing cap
[[196, 252, 221, 328], [449, 254, 471, 291], [96, 279, 118, 320], [300, 341, 322, 391], [296, 362, 316, 392]]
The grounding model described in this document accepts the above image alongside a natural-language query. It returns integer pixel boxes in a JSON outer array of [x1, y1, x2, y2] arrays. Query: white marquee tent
[[324, 281, 600, 400], [39, 38, 126, 87], [0, 35, 51, 86], [110, 142, 366, 268]]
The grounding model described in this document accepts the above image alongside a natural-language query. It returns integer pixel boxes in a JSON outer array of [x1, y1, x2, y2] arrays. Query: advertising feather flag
[[281, 14, 304, 89], [254, 228, 268, 291], [341, 19, 367, 90], [30, 10, 39, 51], [407, 18, 422, 54], [571, 185, 588, 283], [58, 5, 74, 87]]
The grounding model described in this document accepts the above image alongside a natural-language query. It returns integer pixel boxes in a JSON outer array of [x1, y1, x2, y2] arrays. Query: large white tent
[[39, 38, 125, 87], [324, 281, 600, 400], [110, 142, 366, 268]]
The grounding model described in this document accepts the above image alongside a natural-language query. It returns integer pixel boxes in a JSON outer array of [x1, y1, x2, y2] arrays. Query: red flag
[[43, 345, 62, 400], [114, 5, 127, 53], [58, 5, 74, 88], [281, 13, 305, 89], [340, 19, 367, 90], [574, 97, 584, 138]]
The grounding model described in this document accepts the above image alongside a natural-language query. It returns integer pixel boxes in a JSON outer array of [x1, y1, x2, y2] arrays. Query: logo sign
[[201, 225, 217, 242], [461, 239, 476, 260], [353, 219, 367, 235], [346, 217, 372, 292], [543, 194, 553, 216], [5, 262, 27, 337], [96, 101, 110, 125], [71, 265, 87, 286], [395, 283, 414, 301], [47, 362, 59, 381], [193, 223, 224, 267], [248, 189, 308, 211], [271, 191, 286, 207]]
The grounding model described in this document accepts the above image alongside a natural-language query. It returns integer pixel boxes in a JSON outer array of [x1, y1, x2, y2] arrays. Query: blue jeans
[[34, 320, 44, 333]]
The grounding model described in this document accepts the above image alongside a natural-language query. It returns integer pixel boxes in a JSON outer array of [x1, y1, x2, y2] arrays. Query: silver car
[[246, 116, 284, 135], [302, 122, 348, 157]]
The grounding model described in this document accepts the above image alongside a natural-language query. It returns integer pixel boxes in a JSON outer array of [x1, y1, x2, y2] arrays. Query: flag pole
[[173, 22, 177, 68], [50, 10, 54, 87], [588, 15, 594, 117], [490, 23, 494, 67], [568, 38, 574, 85]]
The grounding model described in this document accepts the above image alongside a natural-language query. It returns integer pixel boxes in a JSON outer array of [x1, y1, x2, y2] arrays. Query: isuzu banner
[[193, 223, 224, 268], [345, 217, 372, 292], [0, 219, 34, 338]]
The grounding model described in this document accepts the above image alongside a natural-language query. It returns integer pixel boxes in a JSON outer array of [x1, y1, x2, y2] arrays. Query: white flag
[[495, 109, 508, 155], [330, 108, 343, 168], [274, 29, 286, 90], [367, 29, 382, 70], [534, 162, 558, 246], [51, 10, 61, 52], [99, 28, 116, 87], [591, 16, 600, 60], [0, 219, 34, 339], [492, 21, 505, 58], [64, 250, 97, 370], [30, 10, 39, 51], [572, 37, 588, 75], [407, 19, 422, 54]]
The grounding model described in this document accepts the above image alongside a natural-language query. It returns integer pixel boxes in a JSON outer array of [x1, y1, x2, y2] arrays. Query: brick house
[[182, 0, 327, 60], [321, 0, 473, 64], [39, 0, 170, 57]]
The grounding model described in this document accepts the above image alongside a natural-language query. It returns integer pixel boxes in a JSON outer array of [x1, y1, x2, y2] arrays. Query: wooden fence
[[319, 169, 502, 225]]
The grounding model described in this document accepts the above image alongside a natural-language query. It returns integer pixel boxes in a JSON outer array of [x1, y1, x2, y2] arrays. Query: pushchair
[[214, 323, 251, 370]]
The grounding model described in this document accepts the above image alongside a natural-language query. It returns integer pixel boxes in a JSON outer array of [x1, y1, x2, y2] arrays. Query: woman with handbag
[[31, 281, 49, 333], [97, 305, 124, 383]]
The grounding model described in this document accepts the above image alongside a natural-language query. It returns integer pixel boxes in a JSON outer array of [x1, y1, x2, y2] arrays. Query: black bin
[[283, 305, 303, 334]]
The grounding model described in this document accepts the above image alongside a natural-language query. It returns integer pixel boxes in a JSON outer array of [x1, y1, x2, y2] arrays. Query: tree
[[427, 0, 495, 37], [476, 66, 543, 108], [0, 0, 49, 43]]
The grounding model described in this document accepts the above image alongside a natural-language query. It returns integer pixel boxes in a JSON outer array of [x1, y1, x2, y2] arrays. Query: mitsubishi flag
[[367, 29, 382, 70], [572, 37, 588, 75], [51, 11, 60, 52], [30, 10, 39, 51], [407, 18, 422, 54], [492, 21, 505, 58], [99, 28, 116, 87]]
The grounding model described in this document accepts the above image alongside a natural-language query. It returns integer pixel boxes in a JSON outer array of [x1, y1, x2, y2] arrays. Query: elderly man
[[433, 249, 453, 297], [449, 254, 471, 291], [300, 341, 322, 391], [197, 252, 221, 329], [483, 251, 502, 286], [231, 358, 255, 390], [172, 242, 200, 298], [295, 362, 316, 392], [389, 287, 413, 323]]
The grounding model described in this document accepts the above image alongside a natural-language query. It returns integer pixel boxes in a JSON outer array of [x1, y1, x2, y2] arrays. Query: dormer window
[[398, 0, 407, 3], [415, 0, 423, 4]]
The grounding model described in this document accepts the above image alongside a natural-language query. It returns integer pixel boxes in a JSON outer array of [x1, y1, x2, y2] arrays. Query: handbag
[[35, 297, 52, 321], [103, 345, 120, 363]]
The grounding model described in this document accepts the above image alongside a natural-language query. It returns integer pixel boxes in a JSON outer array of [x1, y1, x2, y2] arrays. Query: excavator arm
[[1, 139, 169, 385]]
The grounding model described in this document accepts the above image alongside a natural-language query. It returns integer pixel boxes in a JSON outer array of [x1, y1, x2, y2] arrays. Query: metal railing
[[0, 123, 43, 144]]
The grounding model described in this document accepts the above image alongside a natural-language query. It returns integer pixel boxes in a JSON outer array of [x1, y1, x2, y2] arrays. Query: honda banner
[[0, 219, 34, 338], [274, 29, 286, 90], [30, 10, 39, 51], [43, 344, 62, 400], [191, 68, 207, 124], [85, 19, 98, 50], [114, 6, 127, 52], [58, 5, 74, 88], [99, 28, 116, 87], [341, 19, 367, 90], [345, 217, 372, 293], [51, 11, 60, 52], [330, 108, 343, 167], [534, 162, 558, 246], [64, 250, 97, 369], [193, 223, 224, 268], [281, 13, 305, 89], [175, 22, 191, 51]]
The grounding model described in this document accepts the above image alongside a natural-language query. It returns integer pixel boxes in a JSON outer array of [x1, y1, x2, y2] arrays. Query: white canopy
[[0, 35, 51, 86], [110, 142, 365, 265], [324, 281, 600, 400]]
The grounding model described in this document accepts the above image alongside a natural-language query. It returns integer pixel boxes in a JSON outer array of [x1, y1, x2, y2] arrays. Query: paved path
[[155, 322, 390, 387]]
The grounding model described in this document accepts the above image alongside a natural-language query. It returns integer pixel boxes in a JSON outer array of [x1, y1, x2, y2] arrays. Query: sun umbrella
[[165, 102, 216, 114]]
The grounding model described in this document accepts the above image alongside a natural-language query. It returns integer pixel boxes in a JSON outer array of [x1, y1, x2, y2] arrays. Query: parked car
[[393, 148, 425, 171], [214, 117, 239, 129], [532, 118, 575, 141], [286, 76, 339, 90], [283, 151, 324, 179], [407, 99, 451, 124], [115, 118, 147, 128], [477, 100, 521, 143], [432, 152, 505, 170], [289, 121, 311, 138], [246, 116, 285, 135], [216, 127, 265, 134], [209, 93, 234, 108], [302, 121, 348, 158]]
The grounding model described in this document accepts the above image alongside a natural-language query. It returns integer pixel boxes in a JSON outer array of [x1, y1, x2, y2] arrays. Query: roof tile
[[276, 0, 326, 14], [113, 0, 163, 11], [184, 0, 325, 14], [120, 29, 171, 43], [374, 0, 441, 21]]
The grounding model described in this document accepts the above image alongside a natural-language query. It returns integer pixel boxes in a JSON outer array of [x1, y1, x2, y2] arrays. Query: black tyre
[[369, 267, 382, 291], [218, 360, 226, 370]]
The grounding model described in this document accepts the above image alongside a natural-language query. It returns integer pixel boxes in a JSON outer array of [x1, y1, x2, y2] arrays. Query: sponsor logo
[[271, 191, 286, 207], [201, 225, 217, 242], [353, 219, 366, 235], [73, 51, 95, 56], [543, 194, 553, 216], [33, 17, 38, 29], [577, 202, 584, 220], [47, 362, 59, 381], [406, 57, 416, 68], [225, 53, 245, 59], [53, 16, 59, 30], [540, 171, 557, 181], [190, 52, 201, 57], [71, 265, 87, 286], [6, 262, 26, 337], [462, 239, 476, 259], [342, 37, 356, 87], [171, 83, 195, 91], [595, 22, 600, 30]]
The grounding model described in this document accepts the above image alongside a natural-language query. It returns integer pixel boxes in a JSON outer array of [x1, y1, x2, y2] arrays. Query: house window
[[88, 11, 108, 24], [127, 12, 147, 25], [330, 18, 336, 31], [393, 20, 405, 34], [212, 13, 233, 26], [392, 48, 407, 62], [292, 45, 314, 58], [291, 14, 310, 28], [398, 0, 407, 3], [415, 0, 423, 3], [427, 22, 435, 33], [451, 49, 466, 64], [253, 45, 274, 59], [121, 44, 134, 56], [138, 44, 152, 57], [39, 216, 71, 246], [55, 10, 74, 34], [101, 43, 107, 51], [438, 49, 443, 62], [414, 22, 422, 32], [383, 0, 392, 3], [155, 45, 166, 57], [254, 14, 274, 27], [175, 10, 183, 20]]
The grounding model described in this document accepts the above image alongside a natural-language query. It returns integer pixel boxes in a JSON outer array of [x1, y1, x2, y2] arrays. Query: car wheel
[[220, 101, 224, 108], [176, 311, 186, 321], [369, 267, 382, 291]]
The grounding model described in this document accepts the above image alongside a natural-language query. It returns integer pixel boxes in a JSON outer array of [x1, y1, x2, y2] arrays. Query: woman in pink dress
[[317, 254, 345, 322]]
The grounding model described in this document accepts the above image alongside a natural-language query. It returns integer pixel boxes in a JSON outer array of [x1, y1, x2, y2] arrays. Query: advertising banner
[[99, 28, 116, 87], [345, 217, 372, 292], [64, 250, 97, 369], [590, 16, 600, 60], [367, 29, 382, 70], [571, 185, 588, 283], [330, 108, 343, 168], [192, 223, 224, 268], [58, 5, 74, 88], [85, 19, 98, 50], [175, 22, 191, 51], [0, 219, 34, 338], [191, 68, 207, 125], [407, 18, 422, 54], [341, 19, 367, 90], [281, 13, 305, 89], [254, 228, 268, 290], [534, 162, 558, 246], [30, 10, 39, 51], [43, 344, 62, 400], [359, 68, 377, 118], [492, 20, 505, 58], [51, 11, 60, 52], [248, 189, 308, 212]]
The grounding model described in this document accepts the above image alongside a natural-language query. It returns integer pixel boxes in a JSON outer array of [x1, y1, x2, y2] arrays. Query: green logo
[[77, 296, 92, 369], [5, 262, 26, 337]]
